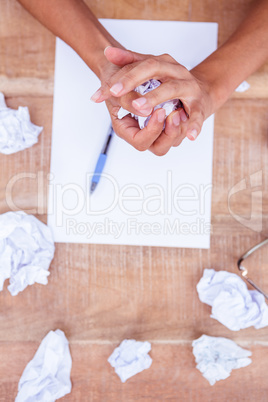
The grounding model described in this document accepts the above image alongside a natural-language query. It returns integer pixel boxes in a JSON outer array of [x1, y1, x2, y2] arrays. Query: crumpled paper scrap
[[118, 79, 183, 129], [197, 269, 268, 331], [108, 339, 153, 382], [235, 81, 250, 92], [16, 329, 72, 402], [192, 334, 252, 386], [0, 92, 43, 154], [0, 211, 55, 296]]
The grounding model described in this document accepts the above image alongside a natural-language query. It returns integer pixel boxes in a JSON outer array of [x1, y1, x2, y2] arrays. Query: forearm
[[192, 0, 268, 114], [17, 0, 123, 78]]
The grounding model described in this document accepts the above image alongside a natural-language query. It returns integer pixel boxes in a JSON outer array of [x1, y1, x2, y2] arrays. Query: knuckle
[[134, 142, 148, 152], [169, 79, 180, 91], [162, 53, 175, 63], [119, 95, 133, 111], [102, 78, 112, 91], [173, 139, 183, 147], [133, 138, 148, 152], [153, 148, 168, 157], [121, 63, 134, 75], [114, 125, 124, 140], [122, 70, 137, 86], [146, 90, 159, 105], [169, 131, 180, 140], [110, 105, 121, 119], [145, 57, 159, 70]]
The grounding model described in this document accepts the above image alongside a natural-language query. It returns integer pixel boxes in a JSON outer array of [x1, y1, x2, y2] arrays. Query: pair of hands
[[91, 47, 213, 156]]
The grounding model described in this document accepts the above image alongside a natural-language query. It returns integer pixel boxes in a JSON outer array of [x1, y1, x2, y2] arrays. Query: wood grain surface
[[0, 0, 268, 401]]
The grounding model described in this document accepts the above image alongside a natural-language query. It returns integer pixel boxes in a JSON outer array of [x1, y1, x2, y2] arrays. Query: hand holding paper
[[18, 0, 268, 157], [117, 79, 184, 130], [92, 48, 196, 156]]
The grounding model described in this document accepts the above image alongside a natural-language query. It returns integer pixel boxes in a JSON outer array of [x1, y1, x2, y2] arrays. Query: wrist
[[83, 43, 125, 80], [86, 48, 111, 79], [191, 63, 232, 118]]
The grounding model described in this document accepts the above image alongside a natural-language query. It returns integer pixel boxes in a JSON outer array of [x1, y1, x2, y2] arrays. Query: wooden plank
[[1, 0, 268, 401], [0, 343, 267, 401], [0, 235, 267, 343]]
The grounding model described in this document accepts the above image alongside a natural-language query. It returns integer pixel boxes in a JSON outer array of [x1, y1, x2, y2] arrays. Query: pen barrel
[[102, 133, 113, 154], [91, 153, 107, 184]]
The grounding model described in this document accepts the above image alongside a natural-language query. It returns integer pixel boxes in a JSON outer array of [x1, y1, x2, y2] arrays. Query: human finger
[[104, 47, 177, 67], [185, 105, 204, 141], [131, 80, 189, 115], [117, 109, 165, 151], [127, 108, 166, 151], [91, 59, 177, 102], [104, 46, 146, 66], [148, 109, 184, 156], [106, 98, 166, 151], [119, 92, 153, 117]]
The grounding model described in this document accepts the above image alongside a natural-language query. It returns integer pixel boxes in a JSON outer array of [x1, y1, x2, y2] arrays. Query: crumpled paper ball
[[108, 339, 152, 382], [118, 79, 183, 129], [16, 329, 72, 402], [0, 211, 55, 296], [0, 92, 43, 154], [197, 269, 268, 331], [192, 334, 252, 386]]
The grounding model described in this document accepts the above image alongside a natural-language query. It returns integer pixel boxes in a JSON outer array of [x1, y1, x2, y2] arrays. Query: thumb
[[104, 46, 146, 66]]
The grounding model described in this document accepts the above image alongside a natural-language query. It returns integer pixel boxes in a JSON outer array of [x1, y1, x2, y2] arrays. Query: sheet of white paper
[[0, 211, 55, 296], [0, 92, 43, 154], [108, 339, 152, 383], [16, 329, 72, 402], [192, 335, 252, 386], [197, 269, 268, 330], [48, 19, 218, 248]]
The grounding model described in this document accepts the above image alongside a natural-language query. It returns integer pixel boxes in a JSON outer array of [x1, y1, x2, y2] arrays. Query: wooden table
[[0, 0, 268, 400]]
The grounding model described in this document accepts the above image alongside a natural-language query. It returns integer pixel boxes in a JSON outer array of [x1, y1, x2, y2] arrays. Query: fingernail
[[133, 97, 147, 109], [110, 82, 123, 96], [188, 129, 198, 140], [90, 89, 102, 102], [180, 110, 188, 122], [157, 109, 166, 122], [104, 46, 112, 55], [172, 112, 180, 126]]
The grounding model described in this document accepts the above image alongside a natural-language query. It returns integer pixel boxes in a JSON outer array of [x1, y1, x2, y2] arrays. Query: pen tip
[[90, 181, 97, 194]]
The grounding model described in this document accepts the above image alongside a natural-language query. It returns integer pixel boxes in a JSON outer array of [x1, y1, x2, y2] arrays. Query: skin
[[18, 0, 268, 156]]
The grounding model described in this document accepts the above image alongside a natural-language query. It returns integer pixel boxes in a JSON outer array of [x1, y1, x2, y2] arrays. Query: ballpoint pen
[[90, 124, 114, 194]]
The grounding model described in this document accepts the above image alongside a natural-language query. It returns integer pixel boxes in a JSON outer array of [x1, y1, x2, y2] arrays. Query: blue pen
[[90, 124, 114, 194]]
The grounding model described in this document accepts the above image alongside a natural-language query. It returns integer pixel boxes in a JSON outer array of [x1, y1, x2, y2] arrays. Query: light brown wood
[[0, 0, 268, 400], [1, 342, 268, 402]]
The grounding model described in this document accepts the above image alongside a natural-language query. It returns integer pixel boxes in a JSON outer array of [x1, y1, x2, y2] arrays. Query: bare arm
[[92, 0, 268, 154], [17, 0, 268, 156], [17, 0, 121, 78], [191, 0, 268, 112], [17, 0, 167, 151]]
